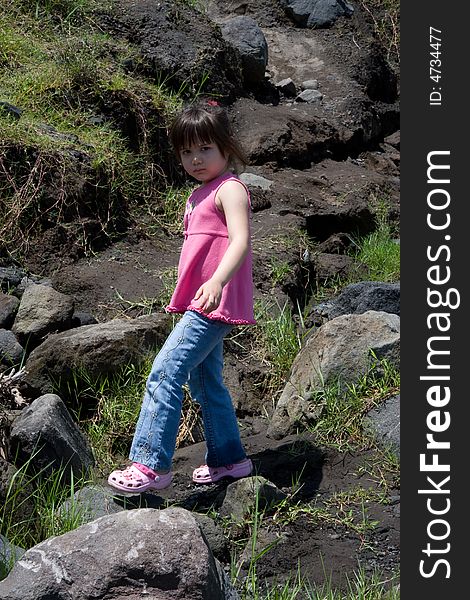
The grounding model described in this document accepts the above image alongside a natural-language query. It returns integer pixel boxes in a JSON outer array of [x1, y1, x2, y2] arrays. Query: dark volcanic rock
[[100, 0, 243, 101]]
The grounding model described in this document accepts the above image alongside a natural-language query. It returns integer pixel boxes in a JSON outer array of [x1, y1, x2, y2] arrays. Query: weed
[[62, 358, 201, 472], [309, 357, 400, 452], [252, 299, 304, 398], [359, 0, 400, 65], [0, 454, 92, 557], [0, 3, 186, 257], [269, 258, 292, 287], [157, 266, 179, 308], [154, 184, 194, 234]]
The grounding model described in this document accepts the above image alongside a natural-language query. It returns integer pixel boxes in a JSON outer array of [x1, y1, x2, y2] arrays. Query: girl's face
[[179, 141, 229, 183]]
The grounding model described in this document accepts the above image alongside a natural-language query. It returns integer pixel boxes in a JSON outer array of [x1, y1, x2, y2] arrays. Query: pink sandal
[[192, 458, 253, 484], [107, 464, 172, 493]]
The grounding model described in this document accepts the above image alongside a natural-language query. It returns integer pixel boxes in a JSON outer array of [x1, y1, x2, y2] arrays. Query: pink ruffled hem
[[165, 304, 256, 326]]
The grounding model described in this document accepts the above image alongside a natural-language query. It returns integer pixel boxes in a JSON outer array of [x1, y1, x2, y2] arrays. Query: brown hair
[[169, 101, 248, 172]]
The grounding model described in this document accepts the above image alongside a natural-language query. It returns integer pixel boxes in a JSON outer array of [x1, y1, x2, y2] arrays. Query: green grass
[[308, 356, 400, 452], [252, 299, 305, 397], [0, 1, 187, 257], [60, 355, 200, 473], [350, 226, 400, 284], [0, 456, 92, 554]]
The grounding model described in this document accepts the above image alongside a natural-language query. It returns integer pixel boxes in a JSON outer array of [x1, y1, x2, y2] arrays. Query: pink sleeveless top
[[166, 171, 255, 325]]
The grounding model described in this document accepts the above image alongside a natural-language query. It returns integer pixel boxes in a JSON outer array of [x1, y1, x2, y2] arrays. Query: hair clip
[[206, 99, 219, 106]]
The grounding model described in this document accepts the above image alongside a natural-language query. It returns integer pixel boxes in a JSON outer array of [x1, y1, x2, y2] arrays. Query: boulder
[[9, 394, 94, 482], [230, 99, 343, 169], [219, 476, 287, 523], [0, 294, 19, 329], [0, 330, 23, 367], [281, 0, 353, 28], [11, 284, 74, 346], [239, 172, 273, 191], [0, 535, 25, 580], [275, 77, 297, 96], [314, 281, 401, 320], [296, 89, 323, 103], [24, 313, 171, 394], [193, 513, 231, 563], [220, 16, 268, 85], [268, 311, 400, 438], [0, 267, 27, 292], [301, 79, 318, 90], [0, 508, 239, 599], [364, 394, 400, 457], [102, 0, 243, 101]]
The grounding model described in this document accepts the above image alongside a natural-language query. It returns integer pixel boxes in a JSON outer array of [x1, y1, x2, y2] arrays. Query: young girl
[[108, 102, 255, 492]]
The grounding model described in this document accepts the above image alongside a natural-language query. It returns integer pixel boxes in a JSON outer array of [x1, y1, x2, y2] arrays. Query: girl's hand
[[192, 278, 223, 313]]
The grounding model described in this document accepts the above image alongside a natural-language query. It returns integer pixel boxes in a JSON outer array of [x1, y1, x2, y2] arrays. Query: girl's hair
[[169, 101, 248, 171]]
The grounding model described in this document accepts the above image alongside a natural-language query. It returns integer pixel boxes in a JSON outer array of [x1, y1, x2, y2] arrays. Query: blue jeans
[[129, 310, 247, 472]]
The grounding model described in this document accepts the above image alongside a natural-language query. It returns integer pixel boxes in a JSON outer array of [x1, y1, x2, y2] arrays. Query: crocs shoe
[[192, 458, 253, 484], [107, 464, 172, 493]]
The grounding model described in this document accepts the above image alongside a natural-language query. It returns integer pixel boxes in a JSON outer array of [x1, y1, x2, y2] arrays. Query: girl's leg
[[188, 340, 246, 468], [129, 311, 232, 472]]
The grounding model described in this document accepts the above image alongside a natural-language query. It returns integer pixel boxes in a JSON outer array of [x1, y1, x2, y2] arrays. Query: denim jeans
[[129, 310, 247, 472]]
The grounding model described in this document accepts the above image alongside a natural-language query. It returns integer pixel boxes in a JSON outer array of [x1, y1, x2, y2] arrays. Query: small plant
[[252, 299, 305, 397], [269, 258, 291, 288], [63, 358, 201, 472], [12, 0, 93, 21], [0, 455, 91, 556], [154, 184, 194, 234], [309, 356, 400, 452]]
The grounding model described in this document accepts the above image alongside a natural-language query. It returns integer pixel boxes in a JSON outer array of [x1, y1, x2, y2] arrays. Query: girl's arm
[[192, 180, 250, 313]]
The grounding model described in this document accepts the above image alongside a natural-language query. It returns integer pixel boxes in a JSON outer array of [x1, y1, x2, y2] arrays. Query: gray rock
[[13, 275, 53, 298], [58, 487, 231, 562], [364, 394, 400, 457], [275, 77, 297, 96], [71, 311, 98, 327], [110, 0, 243, 101], [384, 130, 400, 149], [57, 484, 128, 524], [301, 79, 318, 89], [281, 0, 353, 28], [296, 89, 323, 103], [0, 293, 19, 329], [268, 311, 400, 439], [239, 172, 273, 190], [221, 16, 268, 84], [9, 394, 94, 482], [0, 267, 27, 291], [12, 283, 74, 346], [307, 0, 354, 28], [0, 330, 23, 366], [219, 476, 287, 523], [24, 313, 171, 394], [0, 535, 25, 580], [193, 513, 231, 562], [315, 281, 400, 319], [0, 508, 238, 599]]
